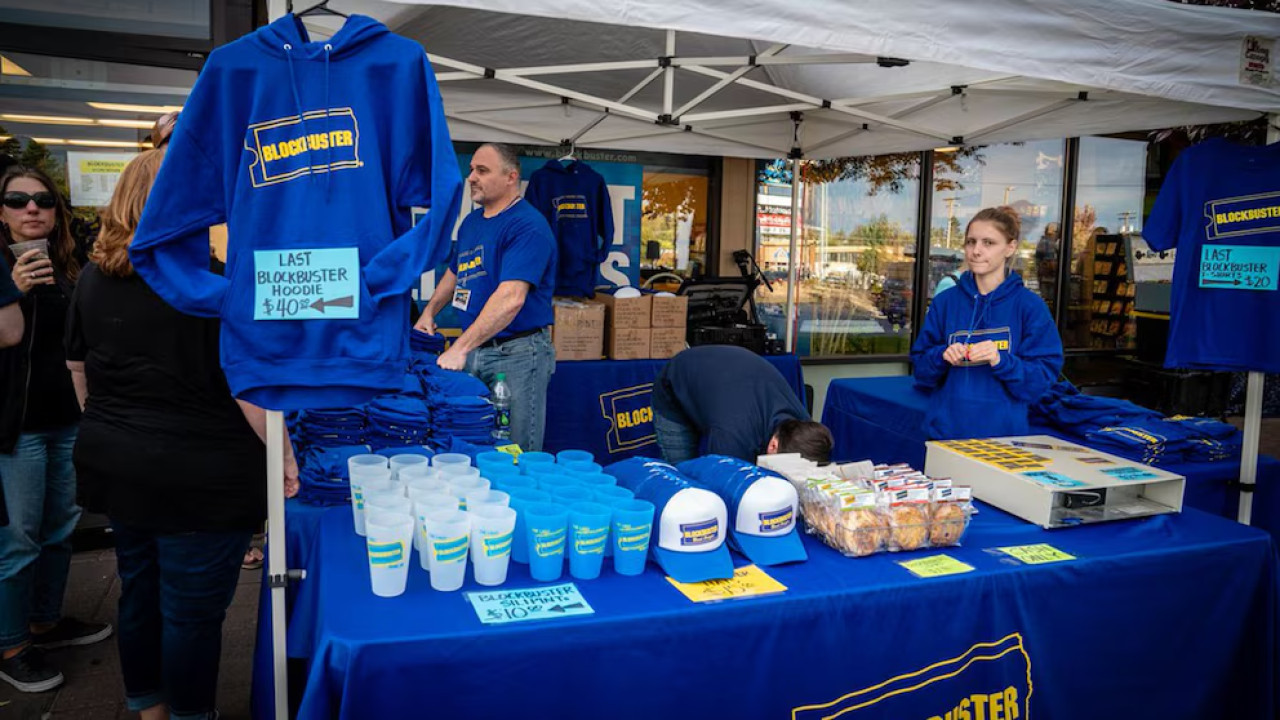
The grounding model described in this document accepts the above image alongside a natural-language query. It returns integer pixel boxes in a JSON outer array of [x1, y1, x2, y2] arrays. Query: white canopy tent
[[264, 2, 1280, 716]]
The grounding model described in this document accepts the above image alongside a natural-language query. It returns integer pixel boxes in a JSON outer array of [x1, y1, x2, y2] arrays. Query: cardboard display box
[[650, 294, 689, 328], [607, 327, 651, 360], [649, 327, 687, 359], [597, 293, 652, 329], [551, 300, 605, 361]]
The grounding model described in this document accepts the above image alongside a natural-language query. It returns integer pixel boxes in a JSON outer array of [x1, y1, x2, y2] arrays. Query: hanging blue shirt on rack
[[525, 159, 614, 297]]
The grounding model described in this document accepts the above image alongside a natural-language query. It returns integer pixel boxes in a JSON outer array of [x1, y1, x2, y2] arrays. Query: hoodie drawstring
[[282, 43, 317, 187], [324, 43, 333, 198]]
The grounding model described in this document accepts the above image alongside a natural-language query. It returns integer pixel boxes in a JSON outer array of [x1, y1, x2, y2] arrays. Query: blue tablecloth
[[542, 354, 803, 462], [822, 375, 1280, 538], [253, 500, 1275, 719]]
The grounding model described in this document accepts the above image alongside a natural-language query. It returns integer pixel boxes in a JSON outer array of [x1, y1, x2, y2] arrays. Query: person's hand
[[12, 249, 53, 294], [436, 344, 467, 371], [942, 343, 969, 366], [283, 453, 300, 499], [967, 340, 1002, 367], [413, 309, 437, 334]]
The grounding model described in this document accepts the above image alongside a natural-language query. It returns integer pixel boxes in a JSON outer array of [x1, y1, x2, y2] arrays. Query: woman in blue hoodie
[[911, 206, 1063, 440]]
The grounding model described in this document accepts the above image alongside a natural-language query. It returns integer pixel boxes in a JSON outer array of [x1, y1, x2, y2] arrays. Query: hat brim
[[729, 527, 808, 566], [653, 544, 735, 583]]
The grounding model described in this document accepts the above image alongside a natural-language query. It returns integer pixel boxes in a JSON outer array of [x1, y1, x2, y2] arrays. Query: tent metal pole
[[569, 68, 665, 144], [1238, 116, 1277, 524], [682, 103, 812, 124], [673, 44, 785, 119], [785, 156, 801, 352], [805, 94, 954, 153], [445, 113, 562, 144], [266, 409, 291, 720], [673, 53, 875, 66], [663, 30, 676, 118], [966, 99, 1080, 140], [504, 60, 658, 76]]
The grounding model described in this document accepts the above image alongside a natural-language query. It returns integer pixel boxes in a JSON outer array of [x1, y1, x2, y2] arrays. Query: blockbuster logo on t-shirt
[[245, 108, 362, 188], [1205, 191, 1280, 240]]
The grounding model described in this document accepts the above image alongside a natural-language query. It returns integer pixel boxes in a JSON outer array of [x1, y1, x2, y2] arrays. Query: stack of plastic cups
[[422, 509, 470, 592], [413, 492, 461, 568], [609, 499, 655, 576], [465, 488, 511, 511], [507, 488, 551, 564], [432, 453, 472, 472], [405, 475, 450, 552], [556, 450, 594, 466], [365, 489, 413, 518], [476, 451, 516, 476], [567, 501, 611, 580], [523, 502, 569, 582], [468, 504, 517, 586], [517, 452, 556, 475], [448, 475, 490, 511], [389, 454, 430, 487], [442, 465, 482, 482], [591, 486, 635, 557], [562, 460, 603, 476], [365, 510, 415, 597], [349, 454, 392, 537], [491, 474, 537, 494], [479, 462, 520, 483], [573, 473, 617, 491], [537, 473, 581, 495], [550, 485, 594, 505]]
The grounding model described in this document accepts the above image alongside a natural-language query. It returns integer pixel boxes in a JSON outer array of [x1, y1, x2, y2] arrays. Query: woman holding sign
[[64, 148, 297, 719], [911, 206, 1063, 440]]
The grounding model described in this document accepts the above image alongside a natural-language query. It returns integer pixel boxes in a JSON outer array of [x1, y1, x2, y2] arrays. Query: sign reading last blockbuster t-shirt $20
[[254, 248, 362, 320], [1199, 245, 1279, 291]]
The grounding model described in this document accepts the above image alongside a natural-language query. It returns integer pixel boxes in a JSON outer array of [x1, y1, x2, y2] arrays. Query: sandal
[[242, 546, 264, 571]]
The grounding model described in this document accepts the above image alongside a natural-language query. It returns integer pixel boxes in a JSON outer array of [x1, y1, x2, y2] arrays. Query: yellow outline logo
[[599, 383, 657, 454], [791, 633, 1033, 720], [244, 108, 363, 188]]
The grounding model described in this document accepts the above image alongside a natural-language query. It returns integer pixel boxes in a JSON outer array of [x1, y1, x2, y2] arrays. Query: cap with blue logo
[[678, 455, 807, 566]]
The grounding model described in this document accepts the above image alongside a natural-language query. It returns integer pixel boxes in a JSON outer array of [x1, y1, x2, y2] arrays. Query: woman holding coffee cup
[[0, 165, 105, 693]]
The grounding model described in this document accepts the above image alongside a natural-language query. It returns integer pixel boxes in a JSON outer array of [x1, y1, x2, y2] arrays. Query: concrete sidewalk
[[0, 546, 261, 720]]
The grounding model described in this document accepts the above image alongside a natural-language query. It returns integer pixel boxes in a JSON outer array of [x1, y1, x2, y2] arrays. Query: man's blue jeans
[[651, 388, 700, 465], [467, 328, 556, 452], [112, 522, 250, 720], [0, 427, 80, 650]]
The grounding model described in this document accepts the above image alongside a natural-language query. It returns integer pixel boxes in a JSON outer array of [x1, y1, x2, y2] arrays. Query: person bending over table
[[653, 344, 832, 464], [415, 142, 557, 451], [911, 206, 1063, 440]]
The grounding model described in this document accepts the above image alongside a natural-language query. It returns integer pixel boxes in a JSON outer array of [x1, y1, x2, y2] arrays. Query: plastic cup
[[567, 501, 611, 580], [365, 491, 412, 517], [349, 453, 389, 475], [350, 476, 394, 537], [591, 485, 635, 503], [537, 474, 582, 494], [550, 486, 594, 504], [610, 499, 655, 576], [524, 502, 569, 582], [405, 476, 450, 501], [423, 509, 470, 592], [432, 453, 471, 469], [389, 454, 431, 483], [573, 472, 617, 490], [468, 505, 517, 586], [517, 452, 556, 474], [466, 489, 511, 510], [477, 451, 516, 468], [413, 492, 462, 562], [492, 474, 537, 494], [562, 460, 603, 475], [477, 461, 521, 480], [399, 463, 442, 483], [507, 488, 552, 564], [449, 476, 491, 510], [556, 450, 594, 466], [365, 510, 414, 597], [441, 465, 482, 481]]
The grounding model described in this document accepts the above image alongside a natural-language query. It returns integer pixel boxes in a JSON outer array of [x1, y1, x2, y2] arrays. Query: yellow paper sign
[[666, 564, 787, 603], [995, 544, 1075, 565], [898, 554, 975, 578]]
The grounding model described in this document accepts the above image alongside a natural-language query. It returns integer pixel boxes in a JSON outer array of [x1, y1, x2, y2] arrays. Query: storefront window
[[755, 156, 920, 357], [1063, 136, 1148, 349], [928, 141, 1065, 312], [641, 168, 709, 286]]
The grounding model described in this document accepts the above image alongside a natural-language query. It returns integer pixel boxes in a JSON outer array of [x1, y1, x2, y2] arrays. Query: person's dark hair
[[477, 142, 521, 175], [774, 419, 833, 464], [0, 164, 79, 283], [965, 205, 1022, 245]]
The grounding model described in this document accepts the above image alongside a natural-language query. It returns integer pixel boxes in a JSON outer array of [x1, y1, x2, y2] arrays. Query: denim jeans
[[0, 427, 80, 650], [112, 522, 250, 720], [467, 328, 556, 452], [651, 388, 700, 465]]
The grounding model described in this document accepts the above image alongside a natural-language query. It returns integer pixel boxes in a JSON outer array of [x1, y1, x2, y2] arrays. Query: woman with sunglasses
[[910, 206, 1064, 440], [0, 165, 110, 693]]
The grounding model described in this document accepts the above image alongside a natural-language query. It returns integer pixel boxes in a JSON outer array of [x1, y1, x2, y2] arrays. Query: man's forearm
[[451, 283, 529, 354], [424, 270, 457, 320]]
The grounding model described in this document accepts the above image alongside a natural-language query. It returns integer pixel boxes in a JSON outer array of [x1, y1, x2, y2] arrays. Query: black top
[[65, 264, 266, 532], [652, 345, 808, 462], [23, 281, 80, 431]]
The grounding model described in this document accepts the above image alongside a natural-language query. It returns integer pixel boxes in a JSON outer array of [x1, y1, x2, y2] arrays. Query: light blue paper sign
[[1199, 245, 1279, 291], [254, 248, 361, 320], [1021, 471, 1085, 489], [466, 582, 594, 625], [1101, 467, 1160, 482]]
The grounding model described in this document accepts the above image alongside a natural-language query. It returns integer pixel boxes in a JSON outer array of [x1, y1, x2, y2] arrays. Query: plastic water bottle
[[491, 373, 512, 442]]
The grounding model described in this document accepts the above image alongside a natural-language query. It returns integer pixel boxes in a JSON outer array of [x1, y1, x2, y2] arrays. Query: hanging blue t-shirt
[[450, 198, 556, 339], [1145, 138, 1280, 373], [525, 159, 613, 297]]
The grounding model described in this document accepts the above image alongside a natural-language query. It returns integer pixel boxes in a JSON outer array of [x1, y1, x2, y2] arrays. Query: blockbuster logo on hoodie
[[245, 108, 362, 187]]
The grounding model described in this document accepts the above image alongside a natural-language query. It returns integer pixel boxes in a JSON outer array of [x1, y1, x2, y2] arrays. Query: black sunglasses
[[2, 191, 57, 210]]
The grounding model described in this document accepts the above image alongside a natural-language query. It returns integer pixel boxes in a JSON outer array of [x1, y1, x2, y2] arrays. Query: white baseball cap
[[728, 476, 807, 566], [653, 487, 734, 583]]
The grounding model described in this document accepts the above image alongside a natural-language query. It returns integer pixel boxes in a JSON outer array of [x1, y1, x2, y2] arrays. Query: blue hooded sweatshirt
[[911, 271, 1062, 440], [524, 160, 613, 297], [130, 13, 462, 411]]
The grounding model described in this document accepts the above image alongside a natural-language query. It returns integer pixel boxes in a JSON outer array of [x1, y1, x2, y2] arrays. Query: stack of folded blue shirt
[[365, 394, 434, 451], [292, 407, 367, 449], [296, 443, 370, 506], [432, 396, 495, 446], [410, 329, 447, 354]]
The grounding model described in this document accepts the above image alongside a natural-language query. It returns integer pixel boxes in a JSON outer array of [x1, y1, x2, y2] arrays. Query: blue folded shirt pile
[[295, 443, 370, 507], [410, 329, 447, 354], [365, 394, 433, 451], [292, 407, 367, 449], [432, 395, 496, 446]]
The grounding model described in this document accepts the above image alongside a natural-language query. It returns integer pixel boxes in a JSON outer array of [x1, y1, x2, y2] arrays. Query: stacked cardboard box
[[649, 294, 689, 359], [597, 293, 651, 360], [551, 291, 691, 361], [551, 300, 605, 361]]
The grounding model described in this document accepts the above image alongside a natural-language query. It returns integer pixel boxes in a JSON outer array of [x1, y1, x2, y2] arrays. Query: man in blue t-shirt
[[652, 345, 832, 464], [0, 255, 22, 348], [415, 143, 558, 451]]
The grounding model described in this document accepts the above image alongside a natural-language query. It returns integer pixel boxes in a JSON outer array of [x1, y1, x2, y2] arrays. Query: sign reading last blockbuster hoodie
[[130, 13, 462, 411]]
